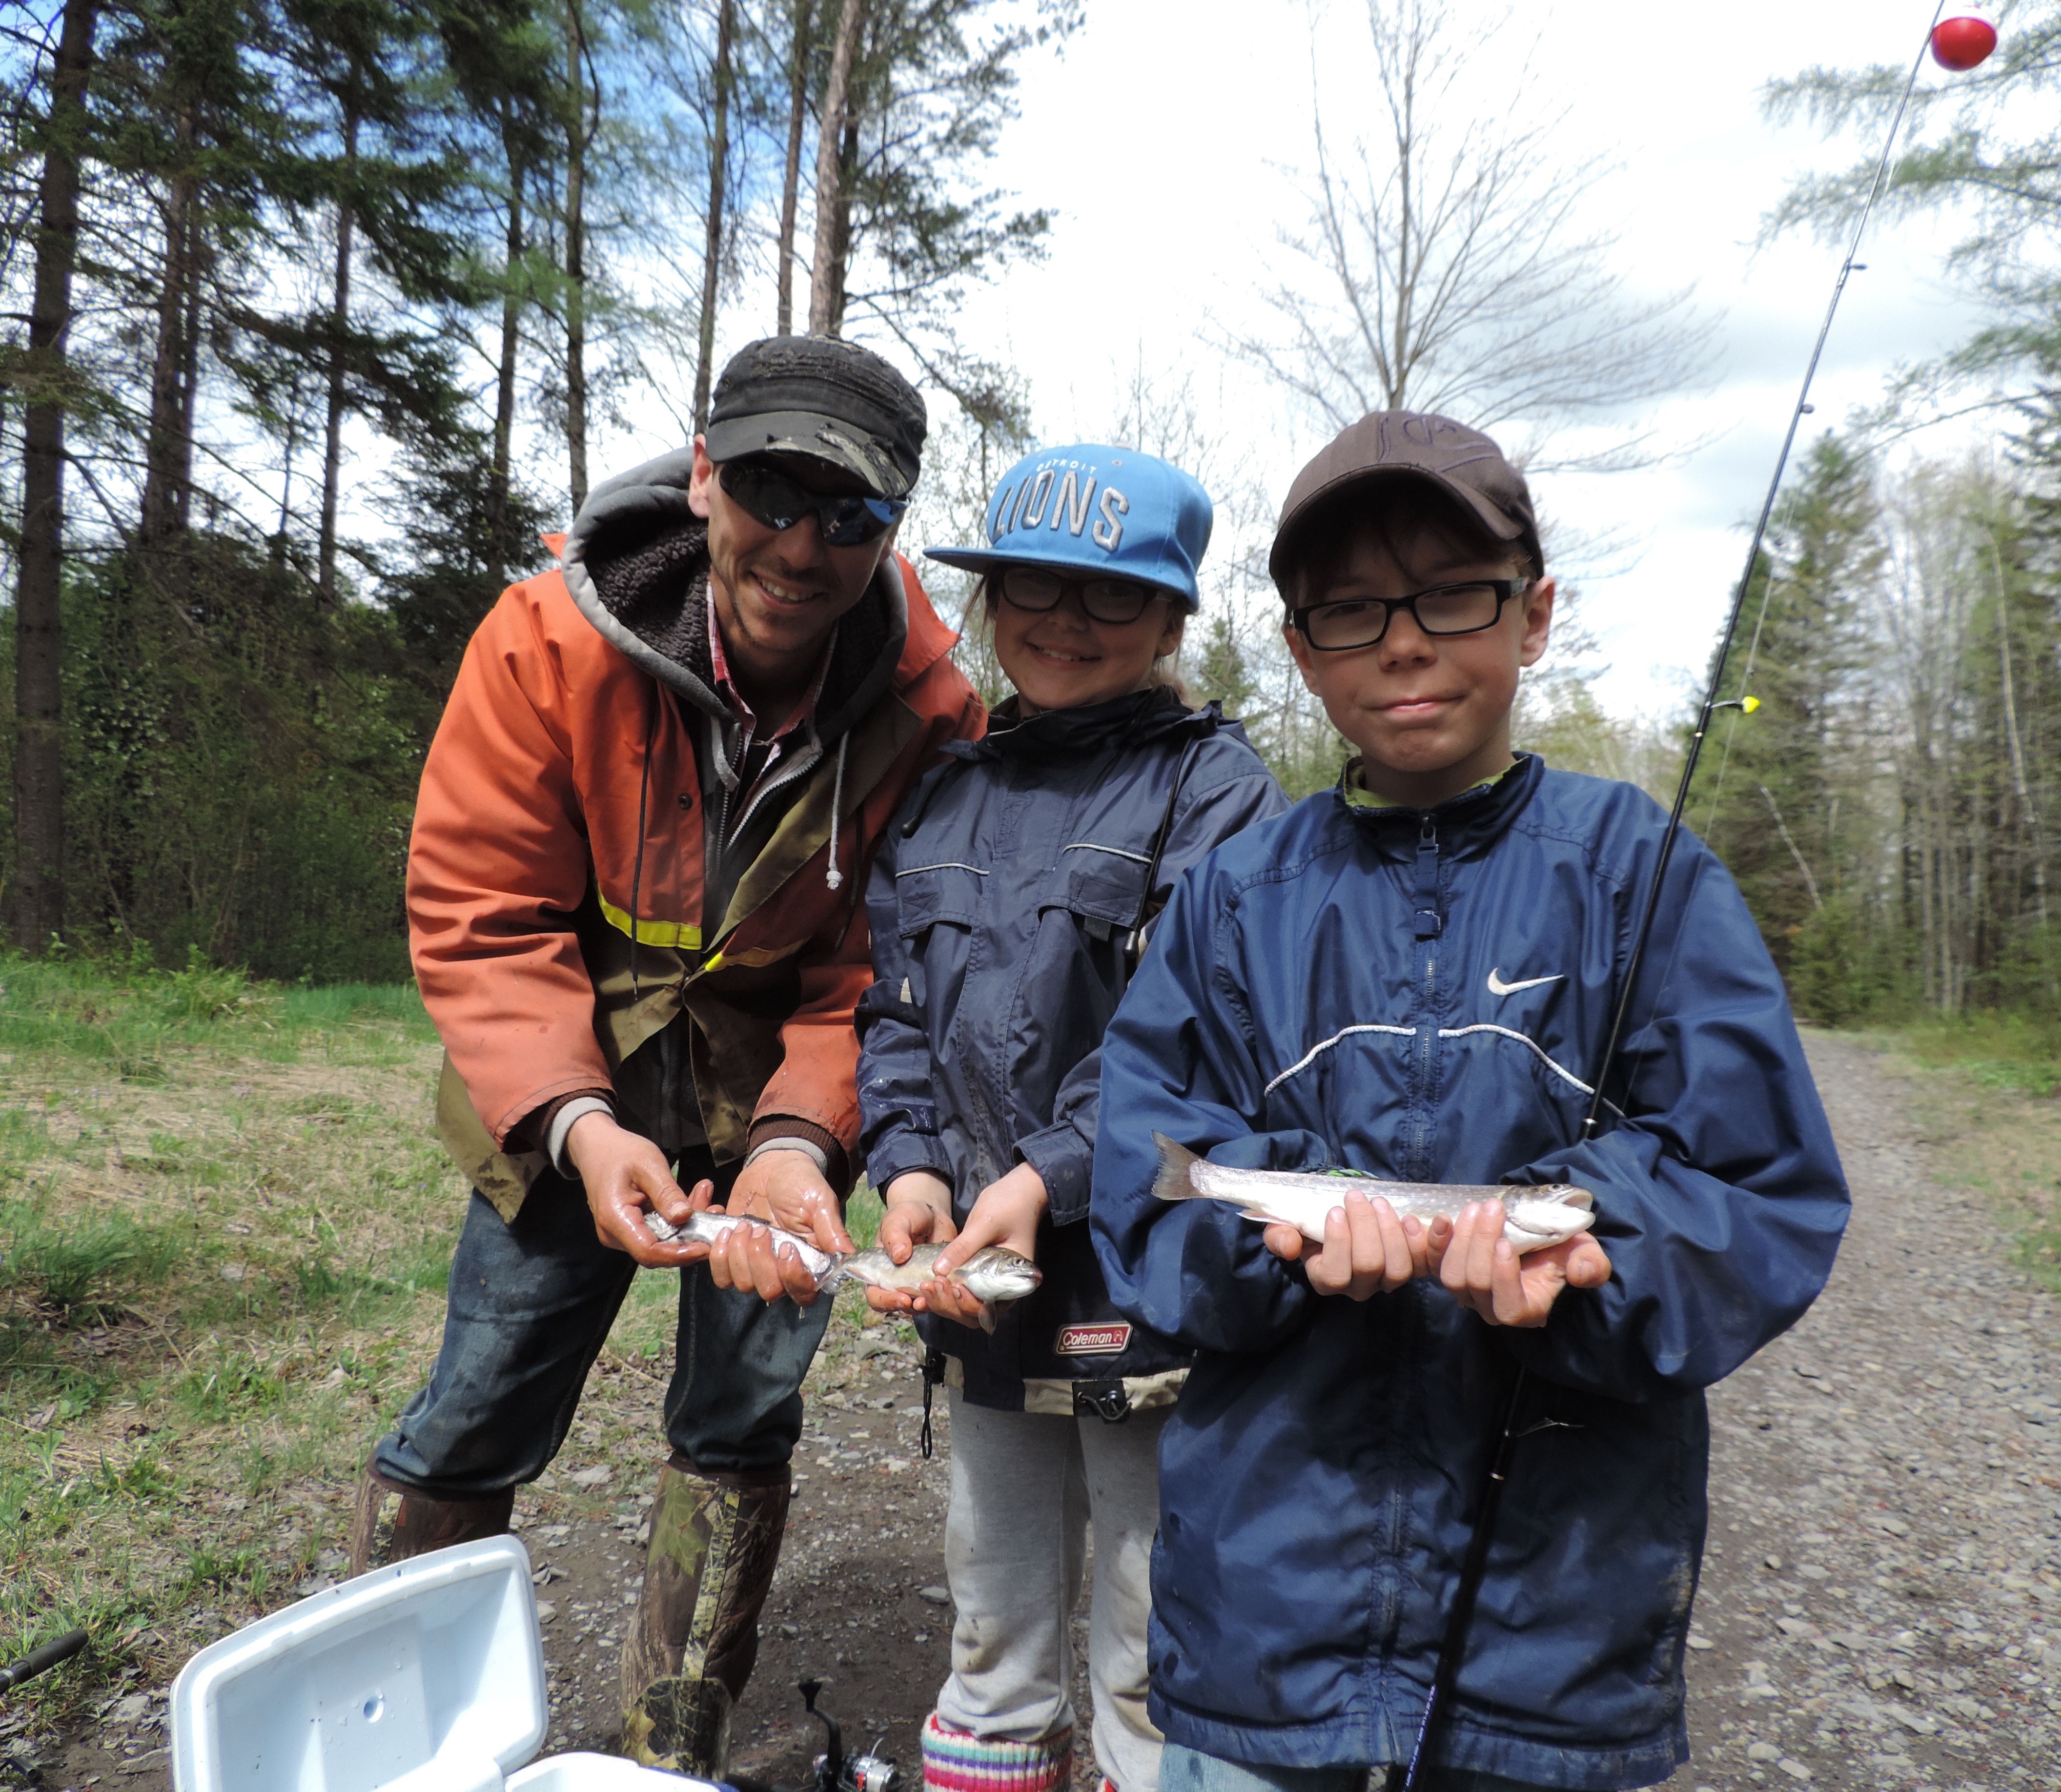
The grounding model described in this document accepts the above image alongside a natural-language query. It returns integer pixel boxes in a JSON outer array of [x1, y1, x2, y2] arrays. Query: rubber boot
[[347, 1466, 514, 1575], [919, 1712, 1075, 1792], [620, 1453, 792, 1778]]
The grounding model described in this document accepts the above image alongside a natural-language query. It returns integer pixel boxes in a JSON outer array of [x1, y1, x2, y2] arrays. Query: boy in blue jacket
[[1088, 411, 1850, 1792]]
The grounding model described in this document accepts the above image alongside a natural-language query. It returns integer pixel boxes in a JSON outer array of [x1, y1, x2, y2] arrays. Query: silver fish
[[838, 1242, 1043, 1335], [838, 1242, 1044, 1304], [1150, 1133, 1595, 1255], [642, 1214, 1045, 1320], [643, 1209, 843, 1286]]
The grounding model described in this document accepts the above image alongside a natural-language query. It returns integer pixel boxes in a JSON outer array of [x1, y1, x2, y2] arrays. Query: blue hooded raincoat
[[857, 686, 1286, 1411], [1089, 754, 1849, 1789]]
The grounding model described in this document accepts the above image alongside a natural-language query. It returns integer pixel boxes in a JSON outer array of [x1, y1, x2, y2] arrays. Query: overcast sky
[[906, 0, 2005, 718]]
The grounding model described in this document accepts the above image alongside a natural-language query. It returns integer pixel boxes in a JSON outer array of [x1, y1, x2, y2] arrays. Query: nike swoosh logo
[[1487, 968, 1564, 998]]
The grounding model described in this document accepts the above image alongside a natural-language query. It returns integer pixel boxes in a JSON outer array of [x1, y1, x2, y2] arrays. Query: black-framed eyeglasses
[[995, 566, 1163, 625], [718, 460, 907, 547], [1289, 579, 1526, 652]]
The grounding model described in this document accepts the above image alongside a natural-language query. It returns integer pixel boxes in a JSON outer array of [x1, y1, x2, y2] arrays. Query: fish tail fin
[[1151, 1132, 1205, 1204]]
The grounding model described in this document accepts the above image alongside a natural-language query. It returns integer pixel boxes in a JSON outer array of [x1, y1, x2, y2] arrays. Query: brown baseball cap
[[1268, 410, 1541, 589]]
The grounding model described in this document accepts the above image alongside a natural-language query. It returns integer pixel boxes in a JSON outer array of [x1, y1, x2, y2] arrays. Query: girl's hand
[[925, 1162, 1047, 1329], [1262, 1193, 1430, 1300], [1431, 1201, 1613, 1327], [867, 1171, 958, 1314]]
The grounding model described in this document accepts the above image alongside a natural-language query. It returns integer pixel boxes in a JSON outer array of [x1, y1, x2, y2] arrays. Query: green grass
[[1862, 1015, 2061, 1292], [0, 952, 466, 1731], [1887, 1010, 2061, 1098]]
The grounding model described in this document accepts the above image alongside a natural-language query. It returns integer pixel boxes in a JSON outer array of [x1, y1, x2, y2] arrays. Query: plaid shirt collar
[[706, 588, 834, 749]]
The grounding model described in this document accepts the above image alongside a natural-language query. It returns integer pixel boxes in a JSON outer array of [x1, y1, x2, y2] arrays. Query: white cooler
[[169, 1535, 714, 1792]]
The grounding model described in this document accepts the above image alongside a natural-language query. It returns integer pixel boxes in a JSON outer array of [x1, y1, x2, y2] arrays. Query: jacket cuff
[[545, 1096, 616, 1178], [748, 1116, 852, 1197], [867, 1135, 955, 1193], [1017, 1122, 1093, 1226], [510, 1087, 613, 1158]]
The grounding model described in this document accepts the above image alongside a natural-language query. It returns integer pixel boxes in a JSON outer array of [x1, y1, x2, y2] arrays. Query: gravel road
[[1676, 1033, 2061, 1791], [33, 1034, 2061, 1792]]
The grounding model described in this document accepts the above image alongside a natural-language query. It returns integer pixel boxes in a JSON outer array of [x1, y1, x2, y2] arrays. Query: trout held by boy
[[643, 1210, 1043, 1308], [1150, 1134, 1596, 1254]]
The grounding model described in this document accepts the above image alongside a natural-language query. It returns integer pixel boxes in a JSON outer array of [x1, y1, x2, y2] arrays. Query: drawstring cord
[[824, 730, 851, 891]]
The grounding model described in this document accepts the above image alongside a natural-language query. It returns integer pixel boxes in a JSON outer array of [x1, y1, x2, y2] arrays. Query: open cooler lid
[[170, 1535, 549, 1792]]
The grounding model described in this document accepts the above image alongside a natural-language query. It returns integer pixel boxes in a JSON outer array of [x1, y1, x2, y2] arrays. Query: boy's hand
[[867, 1172, 959, 1315], [1263, 1192, 1431, 1300], [924, 1162, 1047, 1329], [1432, 1201, 1613, 1327], [708, 1149, 855, 1306]]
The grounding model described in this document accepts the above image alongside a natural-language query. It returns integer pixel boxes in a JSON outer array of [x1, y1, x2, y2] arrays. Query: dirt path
[[31, 1035, 2061, 1792], [1676, 1033, 2061, 1790]]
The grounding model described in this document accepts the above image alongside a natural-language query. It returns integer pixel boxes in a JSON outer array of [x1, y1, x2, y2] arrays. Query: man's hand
[[567, 1111, 716, 1268], [865, 1171, 958, 1316], [1431, 1201, 1613, 1327], [708, 1145, 856, 1305], [1262, 1192, 1432, 1301], [923, 1162, 1047, 1329]]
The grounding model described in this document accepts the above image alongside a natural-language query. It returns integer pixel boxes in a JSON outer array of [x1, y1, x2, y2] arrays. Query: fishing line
[[1396, 7, 1971, 1787], [1579, 0, 1952, 1136]]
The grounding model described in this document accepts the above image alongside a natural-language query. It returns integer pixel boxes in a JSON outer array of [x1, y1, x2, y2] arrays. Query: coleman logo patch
[[1056, 1323, 1130, 1356]]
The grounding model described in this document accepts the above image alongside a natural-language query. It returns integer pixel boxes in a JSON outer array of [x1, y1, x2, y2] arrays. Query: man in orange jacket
[[349, 338, 984, 1776]]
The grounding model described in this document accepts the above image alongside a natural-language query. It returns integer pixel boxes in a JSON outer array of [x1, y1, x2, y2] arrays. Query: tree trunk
[[807, 0, 864, 336], [488, 123, 525, 590], [318, 93, 360, 600], [775, 0, 813, 334], [692, 0, 736, 432], [140, 137, 197, 548], [825, 112, 857, 336], [565, 0, 589, 510], [12, 0, 97, 954]]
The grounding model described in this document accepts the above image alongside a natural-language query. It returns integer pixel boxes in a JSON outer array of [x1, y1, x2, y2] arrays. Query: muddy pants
[[372, 1159, 833, 1493], [936, 1388, 1169, 1792]]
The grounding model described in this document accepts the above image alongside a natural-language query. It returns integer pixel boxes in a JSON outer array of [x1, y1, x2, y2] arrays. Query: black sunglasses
[[994, 566, 1163, 625], [718, 460, 908, 547], [1289, 579, 1526, 652]]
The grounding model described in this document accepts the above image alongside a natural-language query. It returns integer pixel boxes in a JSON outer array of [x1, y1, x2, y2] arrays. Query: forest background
[[0, 0, 2058, 1040]]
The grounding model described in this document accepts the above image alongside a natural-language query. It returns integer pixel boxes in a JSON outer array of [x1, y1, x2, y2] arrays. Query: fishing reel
[[799, 1676, 902, 1792]]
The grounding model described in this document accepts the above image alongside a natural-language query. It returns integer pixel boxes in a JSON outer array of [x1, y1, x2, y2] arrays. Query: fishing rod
[[1389, 8, 1998, 1788], [0, 1628, 87, 1694]]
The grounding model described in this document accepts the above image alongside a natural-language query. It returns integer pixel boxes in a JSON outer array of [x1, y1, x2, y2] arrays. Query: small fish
[[643, 1209, 843, 1286], [838, 1243, 1044, 1307], [642, 1213, 1044, 1325], [844, 1242, 1043, 1334], [1150, 1133, 1595, 1255]]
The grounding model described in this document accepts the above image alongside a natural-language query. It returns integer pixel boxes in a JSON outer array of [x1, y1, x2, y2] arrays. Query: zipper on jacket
[[1411, 814, 1441, 1181], [1411, 814, 1443, 939]]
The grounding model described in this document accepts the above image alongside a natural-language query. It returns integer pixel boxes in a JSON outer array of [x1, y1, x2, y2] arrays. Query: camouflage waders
[[347, 1466, 514, 1574], [621, 1454, 793, 1777]]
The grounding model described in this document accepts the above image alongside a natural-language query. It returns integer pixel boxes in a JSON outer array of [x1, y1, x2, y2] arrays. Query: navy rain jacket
[[857, 686, 1286, 1411], [1089, 754, 1849, 1789]]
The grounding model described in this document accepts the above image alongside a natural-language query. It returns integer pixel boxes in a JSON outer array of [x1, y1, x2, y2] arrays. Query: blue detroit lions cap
[[924, 444, 1214, 611]]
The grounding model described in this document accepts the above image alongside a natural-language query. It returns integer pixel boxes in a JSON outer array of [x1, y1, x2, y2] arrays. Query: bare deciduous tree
[[1223, 0, 1710, 471]]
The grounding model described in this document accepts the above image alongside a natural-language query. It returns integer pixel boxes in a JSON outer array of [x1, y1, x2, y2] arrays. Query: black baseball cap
[[705, 336, 928, 501], [1269, 410, 1542, 589]]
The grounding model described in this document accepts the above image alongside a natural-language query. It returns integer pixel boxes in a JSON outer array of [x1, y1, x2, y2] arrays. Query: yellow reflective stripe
[[598, 893, 702, 951]]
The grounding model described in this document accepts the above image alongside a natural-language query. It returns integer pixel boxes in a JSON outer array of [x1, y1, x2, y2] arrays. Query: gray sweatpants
[[937, 1389, 1169, 1792]]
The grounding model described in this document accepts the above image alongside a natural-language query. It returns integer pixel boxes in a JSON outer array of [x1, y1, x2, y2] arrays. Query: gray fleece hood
[[559, 447, 911, 744]]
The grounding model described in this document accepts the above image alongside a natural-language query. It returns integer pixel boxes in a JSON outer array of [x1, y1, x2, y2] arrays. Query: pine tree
[[1691, 432, 1882, 1006], [9, 0, 99, 952]]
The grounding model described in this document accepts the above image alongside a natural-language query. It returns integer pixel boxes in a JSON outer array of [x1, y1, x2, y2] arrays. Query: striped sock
[[920, 1713, 1074, 1792]]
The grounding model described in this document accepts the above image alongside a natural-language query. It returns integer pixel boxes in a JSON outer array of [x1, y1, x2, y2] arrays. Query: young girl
[[854, 446, 1286, 1792]]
